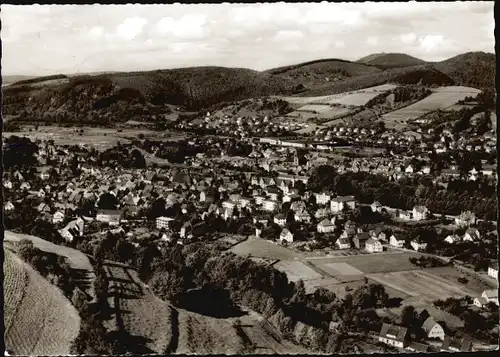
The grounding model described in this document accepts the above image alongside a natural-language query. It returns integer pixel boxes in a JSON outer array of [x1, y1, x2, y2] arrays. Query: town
[[2, 2, 497, 356]]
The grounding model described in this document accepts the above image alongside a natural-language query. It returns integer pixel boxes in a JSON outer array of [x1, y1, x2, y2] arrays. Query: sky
[[1, 1, 495, 76]]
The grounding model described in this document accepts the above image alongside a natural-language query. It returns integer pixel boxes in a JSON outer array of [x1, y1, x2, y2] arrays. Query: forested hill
[[2, 51, 494, 126]]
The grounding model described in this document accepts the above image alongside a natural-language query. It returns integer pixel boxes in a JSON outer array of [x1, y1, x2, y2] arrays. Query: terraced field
[[4, 249, 80, 356], [382, 86, 481, 128]]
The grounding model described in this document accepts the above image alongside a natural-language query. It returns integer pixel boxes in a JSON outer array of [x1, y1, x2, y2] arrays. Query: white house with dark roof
[[365, 238, 383, 253], [330, 195, 356, 213], [455, 211, 476, 227], [488, 263, 498, 280], [412, 205, 429, 221], [273, 214, 287, 227], [390, 234, 405, 248], [378, 323, 408, 349], [463, 228, 480, 242], [279, 228, 294, 243], [317, 218, 336, 233]]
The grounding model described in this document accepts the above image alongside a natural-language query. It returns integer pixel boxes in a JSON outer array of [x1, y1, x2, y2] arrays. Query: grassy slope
[[4, 249, 80, 356]]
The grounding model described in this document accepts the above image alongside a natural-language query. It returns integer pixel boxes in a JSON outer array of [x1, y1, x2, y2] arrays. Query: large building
[[156, 216, 175, 230]]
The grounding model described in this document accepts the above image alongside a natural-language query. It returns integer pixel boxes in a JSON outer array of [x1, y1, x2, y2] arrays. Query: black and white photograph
[[1, 1, 498, 355]]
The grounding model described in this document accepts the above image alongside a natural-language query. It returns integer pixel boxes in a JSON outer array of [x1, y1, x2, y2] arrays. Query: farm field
[[103, 261, 174, 354], [307, 251, 422, 276], [231, 237, 299, 261], [273, 260, 323, 282], [366, 269, 480, 301], [382, 86, 481, 128], [3, 125, 185, 150], [4, 249, 80, 356]]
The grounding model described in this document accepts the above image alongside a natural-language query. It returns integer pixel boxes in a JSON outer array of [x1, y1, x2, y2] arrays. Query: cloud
[[156, 14, 207, 39], [400, 32, 417, 45], [272, 30, 304, 41], [367, 36, 379, 46], [1, 2, 495, 75], [418, 35, 444, 52], [116, 17, 148, 40]]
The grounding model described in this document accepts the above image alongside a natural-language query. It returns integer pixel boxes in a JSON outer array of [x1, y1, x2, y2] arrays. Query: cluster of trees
[[3, 135, 39, 169], [141, 139, 204, 164], [17, 239, 76, 298], [98, 146, 146, 168], [365, 85, 432, 108], [259, 98, 294, 115], [433, 296, 498, 342], [400, 306, 433, 341], [129, 242, 395, 352], [408, 255, 448, 268], [308, 167, 496, 220]]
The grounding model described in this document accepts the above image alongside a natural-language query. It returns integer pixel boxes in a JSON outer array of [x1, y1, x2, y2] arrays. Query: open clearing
[[231, 237, 299, 261], [325, 262, 365, 276], [177, 308, 310, 355], [3, 125, 185, 150], [367, 269, 479, 301], [4, 249, 80, 356], [103, 261, 174, 354], [273, 260, 323, 282], [382, 86, 481, 128], [377, 305, 464, 330], [279, 84, 396, 106]]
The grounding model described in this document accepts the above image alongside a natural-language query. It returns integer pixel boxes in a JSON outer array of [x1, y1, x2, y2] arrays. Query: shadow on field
[[176, 287, 247, 319], [107, 330, 154, 354], [70, 267, 94, 291]]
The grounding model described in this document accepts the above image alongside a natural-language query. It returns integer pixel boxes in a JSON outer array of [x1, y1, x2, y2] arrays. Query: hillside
[[265, 58, 381, 91], [4, 248, 81, 355], [433, 51, 496, 88], [2, 51, 491, 126], [357, 53, 426, 69], [2, 67, 295, 125], [2, 75, 37, 86]]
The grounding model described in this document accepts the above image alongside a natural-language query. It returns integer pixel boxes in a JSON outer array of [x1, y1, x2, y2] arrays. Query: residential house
[[353, 232, 370, 250], [335, 238, 351, 250], [455, 211, 476, 227], [280, 228, 294, 243], [371, 201, 383, 213], [481, 289, 499, 306], [263, 199, 279, 212], [440, 336, 472, 352], [156, 216, 175, 230], [488, 263, 498, 280], [390, 234, 405, 248], [317, 218, 336, 233], [445, 234, 460, 244], [4, 201, 15, 212], [330, 195, 356, 213], [365, 238, 383, 253], [52, 211, 65, 224], [473, 296, 489, 308], [59, 218, 84, 242], [315, 192, 332, 205], [398, 210, 413, 220], [406, 342, 429, 353], [412, 205, 429, 221], [180, 222, 192, 239], [4, 180, 13, 189], [410, 239, 428, 251], [96, 209, 122, 226], [378, 323, 408, 349], [37, 203, 51, 213], [315, 208, 330, 219], [274, 214, 287, 227], [463, 228, 480, 242], [421, 317, 445, 340], [294, 211, 311, 223]]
